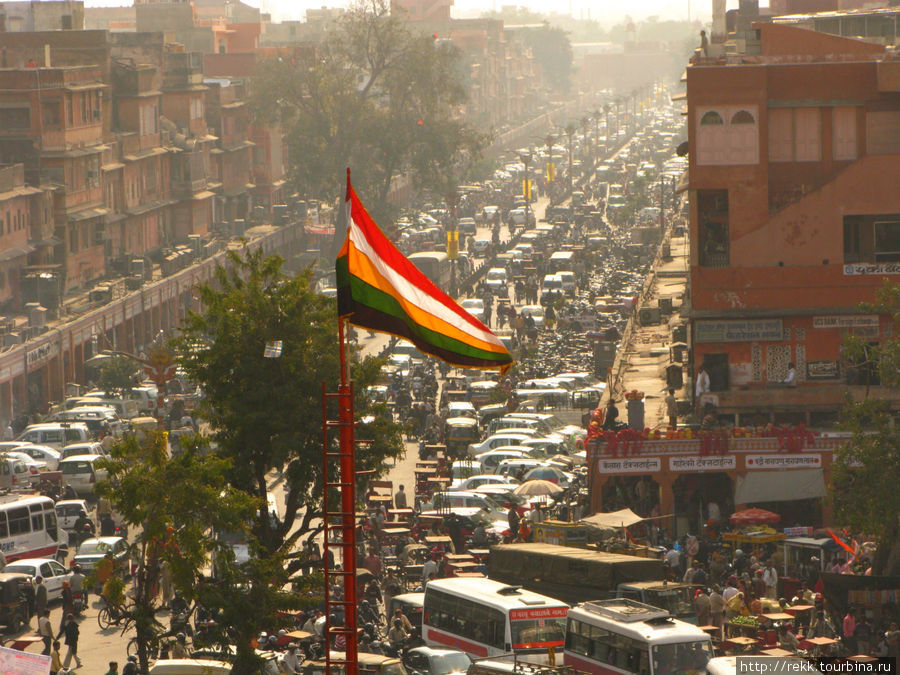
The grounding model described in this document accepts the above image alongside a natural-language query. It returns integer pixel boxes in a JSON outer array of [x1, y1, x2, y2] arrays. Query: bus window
[[0, 513, 8, 538], [30, 512, 43, 533], [8, 507, 31, 536], [44, 509, 58, 541], [651, 641, 712, 675]]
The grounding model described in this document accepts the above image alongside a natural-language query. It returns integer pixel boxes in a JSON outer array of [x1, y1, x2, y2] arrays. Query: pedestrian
[[695, 365, 710, 408], [38, 609, 52, 655], [507, 505, 520, 540], [763, 560, 778, 599], [601, 399, 620, 431], [709, 586, 725, 637], [394, 484, 407, 510], [160, 559, 174, 609], [59, 581, 74, 632], [854, 614, 873, 655], [56, 613, 81, 669], [665, 388, 678, 428], [700, 29, 709, 57], [34, 576, 48, 618], [104, 661, 119, 675], [122, 655, 138, 675], [843, 609, 858, 653], [50, 640, 62, 675], [694, 588, 710, 626]]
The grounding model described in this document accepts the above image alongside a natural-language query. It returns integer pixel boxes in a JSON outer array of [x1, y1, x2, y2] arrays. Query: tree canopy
[[250, 0, 487, 224], [519, 25, 573, 94], [96, 432, 256, 674], [831, 280, 900, 575], [174, 247, 404, 558]]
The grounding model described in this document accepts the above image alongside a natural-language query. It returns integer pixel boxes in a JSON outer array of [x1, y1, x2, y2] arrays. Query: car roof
[[6, 558, 59, 567], [59, 454, 104, 462], [80, 536, 125, 546], [56, 500, 88, 507]]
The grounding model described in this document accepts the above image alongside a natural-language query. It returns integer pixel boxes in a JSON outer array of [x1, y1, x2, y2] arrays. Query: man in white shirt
[[279, 644, 302, 675], [695, 365, 710, 411], [763, 562, 779, 599], [784, 362, 796, 386]]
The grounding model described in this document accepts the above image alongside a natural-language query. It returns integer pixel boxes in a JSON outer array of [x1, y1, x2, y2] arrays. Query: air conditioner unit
[[639, 307, 661, 326], [89, 286, 112, 303]]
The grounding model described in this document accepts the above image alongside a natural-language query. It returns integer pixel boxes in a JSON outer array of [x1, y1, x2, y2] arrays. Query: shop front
[[589, 438, 837, 539]]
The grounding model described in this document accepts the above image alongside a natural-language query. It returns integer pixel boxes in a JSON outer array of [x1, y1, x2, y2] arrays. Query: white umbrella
[[512, 479, 564, 497]]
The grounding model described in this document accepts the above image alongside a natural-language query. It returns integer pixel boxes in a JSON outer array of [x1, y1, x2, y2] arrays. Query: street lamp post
[[519, 151, 533, 228], [564, 123, 577, 193], [446, 190, 459, 297]]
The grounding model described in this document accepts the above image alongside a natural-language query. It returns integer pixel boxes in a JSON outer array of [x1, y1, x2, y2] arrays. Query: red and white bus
[[423, 577, 568, 659], [0, 495, 67, 563], [564, 599, 714, 675]]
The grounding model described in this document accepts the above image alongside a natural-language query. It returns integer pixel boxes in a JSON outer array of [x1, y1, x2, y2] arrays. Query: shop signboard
[[596, 457, 661, 474], [844, 263, 900, 276], [669, 455, 736, 472], [745, 454, 821, 469], [695, 319, 783, 343], [812, 315, 879, 329], [807, 360, 840, 380]]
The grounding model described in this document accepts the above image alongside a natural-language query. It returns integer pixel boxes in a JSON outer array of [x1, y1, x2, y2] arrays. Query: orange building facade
[[685, 24, 900, 425]]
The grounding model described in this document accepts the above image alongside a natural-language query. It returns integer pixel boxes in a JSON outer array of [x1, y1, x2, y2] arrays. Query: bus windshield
[[644, 588, 694, 618], [651, 640, 713, 675], [510, 617, 566, 649]]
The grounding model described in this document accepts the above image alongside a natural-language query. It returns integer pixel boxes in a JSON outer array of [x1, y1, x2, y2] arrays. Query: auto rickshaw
[[0, 573, 32, 633], [443, 417, 479, 459]]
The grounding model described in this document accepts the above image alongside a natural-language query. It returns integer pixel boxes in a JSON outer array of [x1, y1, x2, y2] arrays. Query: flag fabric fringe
[[336, 175, 513, 374]]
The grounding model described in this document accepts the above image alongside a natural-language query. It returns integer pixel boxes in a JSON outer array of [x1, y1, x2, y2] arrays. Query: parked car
[[4, 558, 72, 601], [449, 474, 517, 492], [404, 647, 471, 675], [14, 445, 60, 470], [72, 536, 130, 575], [60, 442, 108, 461], [457, 217, 477, 235], [55, 500, 93, 531], [459, 298, 485, 323], [58, 455, 108, 497], [466, 432, 535, 457]]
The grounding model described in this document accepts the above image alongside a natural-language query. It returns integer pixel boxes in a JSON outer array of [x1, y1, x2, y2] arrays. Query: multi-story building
[[161, 50, 218, 240], [0, 0, 84, 32], [0, 164, 43, 311], [204, 77, 253, 223], [109, 61, 174, 258], [0, 65, 109, 292], [685, 21, 900, 425]]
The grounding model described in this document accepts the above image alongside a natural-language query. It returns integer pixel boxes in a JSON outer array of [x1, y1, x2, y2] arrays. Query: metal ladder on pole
[[321, 380, 358, 675]]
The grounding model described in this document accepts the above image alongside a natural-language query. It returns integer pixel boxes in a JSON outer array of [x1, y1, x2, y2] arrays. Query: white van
[[58, 454, 108, 497], [0, 456, 37, 490], [78, 393, 140, 419], [17, 423, 91, 449]]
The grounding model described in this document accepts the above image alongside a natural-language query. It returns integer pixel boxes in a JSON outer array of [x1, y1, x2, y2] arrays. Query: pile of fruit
[[731, 615, 760, 628]]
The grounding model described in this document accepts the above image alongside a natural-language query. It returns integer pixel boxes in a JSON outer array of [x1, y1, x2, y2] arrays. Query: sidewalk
[[608, 231, 690, 430]]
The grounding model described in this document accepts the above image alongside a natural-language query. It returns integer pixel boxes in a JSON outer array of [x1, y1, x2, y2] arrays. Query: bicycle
[[97, 599, 127, 630]]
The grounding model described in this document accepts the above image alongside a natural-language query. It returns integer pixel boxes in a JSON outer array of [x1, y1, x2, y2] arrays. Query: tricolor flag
[[336, 176, 513, 373]]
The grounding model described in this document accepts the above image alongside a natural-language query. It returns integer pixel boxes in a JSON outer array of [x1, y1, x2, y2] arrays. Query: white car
[[467, 432, 536, 457], [519, 305, 545, 328], [475, 446, 530, 474], [433, 491, 507, 521], [495, 457, 550, 480], [387, 353, 412, 377], [56, 499, 93, 530], [16, 445, 61, 470], [450, 474, 518, 492], [3, 452, 45, 474], [484, 268, 508, 293], [446, 401, 477, 419], [60, 442, 107, 461], [472, 238, 491, 256], [460, 298, 485, 322], [4, 558, 72, 601]]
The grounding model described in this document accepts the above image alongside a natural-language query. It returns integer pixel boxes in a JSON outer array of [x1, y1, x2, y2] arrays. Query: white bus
[[423, 577, 568, 659], [564, 599, 714, 675], [0, 495, 66, 563]]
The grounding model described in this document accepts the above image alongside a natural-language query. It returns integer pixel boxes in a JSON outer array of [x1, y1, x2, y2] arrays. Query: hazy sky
[[86, 0, 763, 26]]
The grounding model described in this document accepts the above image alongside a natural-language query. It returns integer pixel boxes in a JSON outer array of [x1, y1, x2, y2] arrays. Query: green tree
[[97, 356, 140, 396], [520, 25, 573, 94], [250, 0, 487, 224], [831, 280, 900, 575], [174, 247, 403, 553], [96, 432, 256, 675]]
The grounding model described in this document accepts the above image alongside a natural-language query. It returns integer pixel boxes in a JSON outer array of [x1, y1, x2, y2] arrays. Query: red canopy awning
[[730, 507, 781, 526]]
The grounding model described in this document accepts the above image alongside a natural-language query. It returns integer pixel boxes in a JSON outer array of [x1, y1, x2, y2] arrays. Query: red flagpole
[[322, 169, 358, 675]]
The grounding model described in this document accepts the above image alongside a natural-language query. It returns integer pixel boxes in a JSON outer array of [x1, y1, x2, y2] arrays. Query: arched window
[[731, 110, 755, 125], [700, 111, 724, 125]]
